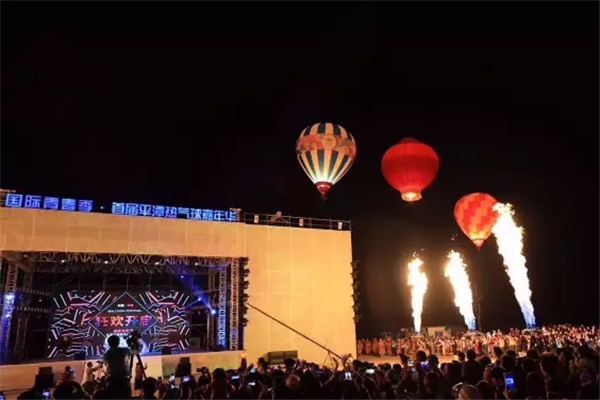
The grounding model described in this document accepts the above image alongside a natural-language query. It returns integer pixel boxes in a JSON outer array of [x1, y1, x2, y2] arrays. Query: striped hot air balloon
[[296, 122, 357, 196], [454, 192, 499, 248]]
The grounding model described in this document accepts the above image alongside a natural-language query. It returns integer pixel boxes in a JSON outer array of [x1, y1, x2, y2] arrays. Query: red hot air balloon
[[454, 192, 499, 248], [381, 138, 440, 202]]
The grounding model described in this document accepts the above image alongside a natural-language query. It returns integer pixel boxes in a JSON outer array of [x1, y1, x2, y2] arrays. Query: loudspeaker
[[175, 363, 191, 377], [267, 351, 285, 365], [74, 351, 86, 360], [161, 347, 172, 355], [179, 357, 190, 364], [283, 350, 298, 360], [38, 367, 53, 375], [189, 337, 201, 349], [34, 373, 55, 389]]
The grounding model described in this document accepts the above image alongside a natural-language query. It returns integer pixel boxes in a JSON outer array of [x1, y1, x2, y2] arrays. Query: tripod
[[129, 351, 146, 380]]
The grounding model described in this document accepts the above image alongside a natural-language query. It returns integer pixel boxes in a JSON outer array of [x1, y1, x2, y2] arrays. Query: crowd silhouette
[[9, 325, 599, 399]]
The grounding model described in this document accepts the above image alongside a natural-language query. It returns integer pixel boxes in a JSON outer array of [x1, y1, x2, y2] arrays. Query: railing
[[241, 213, 351, 231], [0, 189, 352, 232], [247, 303, 344, 361]]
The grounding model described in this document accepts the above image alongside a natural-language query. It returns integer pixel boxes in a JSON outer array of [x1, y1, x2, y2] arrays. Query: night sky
[[2, 2, 598, 337]]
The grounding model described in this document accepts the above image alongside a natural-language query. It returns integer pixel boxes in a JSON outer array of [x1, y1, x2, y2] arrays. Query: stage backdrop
[[0, 207, 356, 363], [47, 290, 190, 358]]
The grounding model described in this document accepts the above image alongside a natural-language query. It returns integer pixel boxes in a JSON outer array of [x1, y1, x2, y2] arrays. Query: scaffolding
[[229, 258, 240, 350], [0, 251, 247, 363], [217, 268, 228, 348], [12, 271, 33, 362], [0, 258, 19, 364]]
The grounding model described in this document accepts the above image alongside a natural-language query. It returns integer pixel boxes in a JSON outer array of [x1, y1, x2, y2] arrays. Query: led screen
[[47, 290, 191, 358]]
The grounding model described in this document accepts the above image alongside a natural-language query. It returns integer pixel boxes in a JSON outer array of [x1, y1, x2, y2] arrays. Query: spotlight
[[242, 281, 249, 290], [210, 309, 217, 316], [243, 269, 250, 277], [242, 294, 249, 302]]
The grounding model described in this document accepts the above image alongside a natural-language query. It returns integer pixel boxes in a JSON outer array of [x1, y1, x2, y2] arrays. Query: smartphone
[[504, 373, 516, 393], [182, 376, 191, 383], [250, 368, 257, 373], [42, 391, 51, 400], [366, 368, 375, 375], [248, 381, 256, 386], [169, 374, 175, 383], [344, 372, 352, 380], [231, 375, 240, 380], [407, 360, 414, 367], [170, 384, 179, 390]]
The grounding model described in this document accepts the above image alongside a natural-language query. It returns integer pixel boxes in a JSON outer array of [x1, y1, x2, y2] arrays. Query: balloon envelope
[[454, 192, 499, 248], [296, 122, 357, 196], [381, 138, 439, 202]]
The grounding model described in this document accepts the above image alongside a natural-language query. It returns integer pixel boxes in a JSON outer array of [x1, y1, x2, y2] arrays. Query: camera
[[126, 331, 142, 354]]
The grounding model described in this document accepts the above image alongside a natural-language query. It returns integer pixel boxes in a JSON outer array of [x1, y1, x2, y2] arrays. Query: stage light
[[180, 275, 184, 279], [210, 309, 216, 315], [243, 269, 250, 277], [242, 281, 249, 290], [242, 294, 249, 302], [4, 293, 14, 302]]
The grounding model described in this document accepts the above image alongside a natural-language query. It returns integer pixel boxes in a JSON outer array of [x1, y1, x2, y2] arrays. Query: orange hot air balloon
[[381, 138, 439, 203], [454, 192, 499, 248]]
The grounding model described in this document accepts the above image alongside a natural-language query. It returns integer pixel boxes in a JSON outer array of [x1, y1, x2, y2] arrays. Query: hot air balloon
[[454, 192, 499, 248], [296, 122, 357, 196], [381, 138, 439, 202]]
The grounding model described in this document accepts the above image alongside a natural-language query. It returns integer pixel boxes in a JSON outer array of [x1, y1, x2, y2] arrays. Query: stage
[[0, 350, 244, 393]]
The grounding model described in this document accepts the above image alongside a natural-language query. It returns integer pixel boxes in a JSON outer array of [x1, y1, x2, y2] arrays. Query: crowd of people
[[9, 325, 600, 399], [357, 325, 600, 358]]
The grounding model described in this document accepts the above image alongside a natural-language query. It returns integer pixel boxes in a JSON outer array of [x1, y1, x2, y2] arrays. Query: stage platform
[[0, 350, 244, 392]]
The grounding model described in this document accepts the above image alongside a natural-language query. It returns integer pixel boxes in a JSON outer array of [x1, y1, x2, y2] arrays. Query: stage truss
[[0, 251, 247, 363]]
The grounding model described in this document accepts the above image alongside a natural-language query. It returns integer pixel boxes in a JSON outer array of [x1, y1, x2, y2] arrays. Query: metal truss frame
[[217, 268, 228, 348], [30, 263, 216, 275], [229, 258, 240, 350], [13, 271, 33, 362], [0, 259, 18, 363], [0, 250, 246, 356], [207, 272, 217, 348], [1, 251, 231, 274]]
